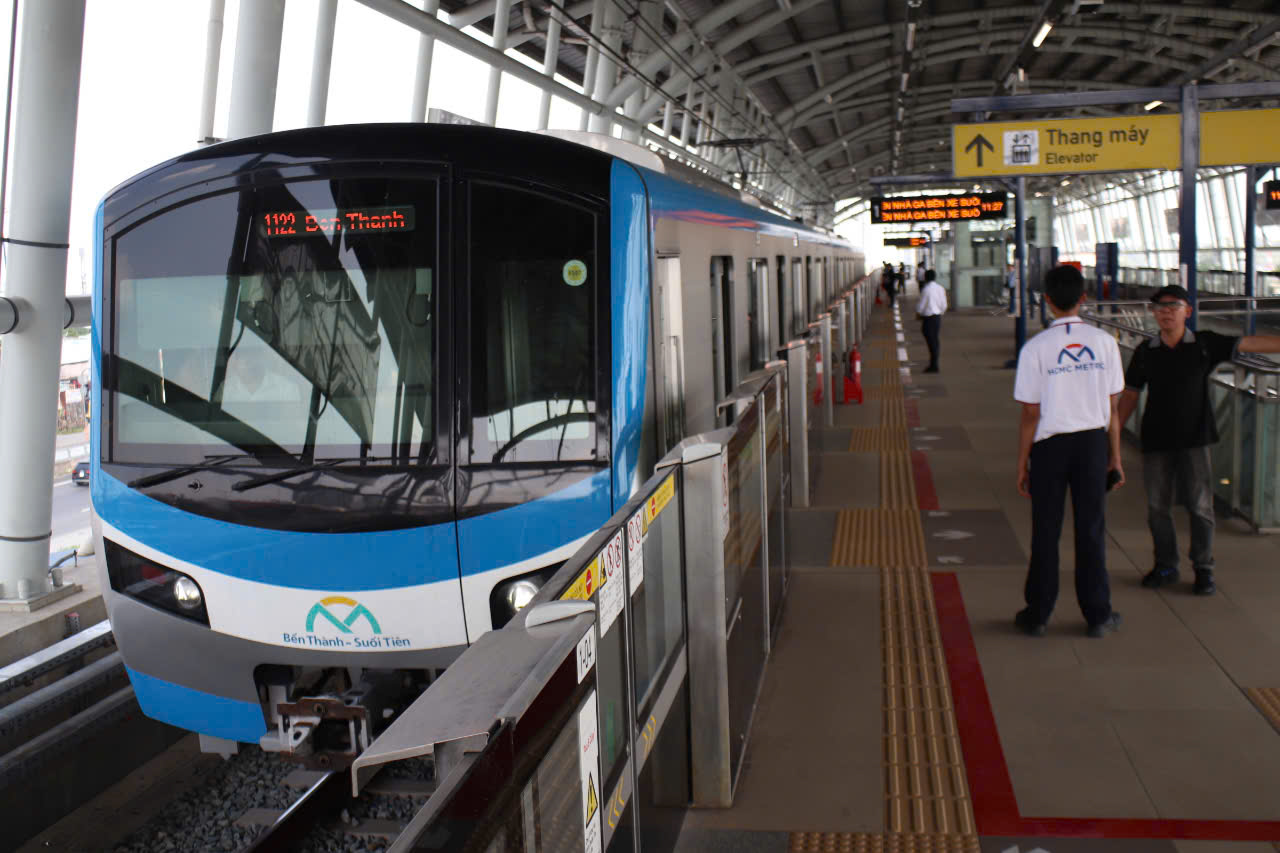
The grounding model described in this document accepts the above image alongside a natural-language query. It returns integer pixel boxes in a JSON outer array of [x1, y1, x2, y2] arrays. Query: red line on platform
[[911, 450, 939, 510], [930, 571, 1280, 842]]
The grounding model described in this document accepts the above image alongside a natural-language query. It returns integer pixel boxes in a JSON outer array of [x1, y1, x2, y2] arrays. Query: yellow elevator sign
[[952, 115, 1180, 177], [1200, 108, 1280, 167]]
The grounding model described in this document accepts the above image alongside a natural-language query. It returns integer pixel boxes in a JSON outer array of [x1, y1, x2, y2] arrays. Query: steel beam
[[536, 2, 563, 129], [0, 0, 86, 600], [227, 0, 285, 139], [1180, 84, 1200, 327], [308, 0, 339, 126], [484, 0, 514, 126], [410, 0, 441, 122], [196, 0, 225, 144], [1245, 165, 1258, 335], [953, 82, 1280, 114]]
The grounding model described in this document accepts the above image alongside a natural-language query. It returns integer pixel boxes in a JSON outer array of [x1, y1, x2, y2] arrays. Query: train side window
[[790, 258, 804, 337], [709, 256, 734, 411], [467, 182, 597, 464], [748, 258, 770, 371], [775, 255, 788, 348]]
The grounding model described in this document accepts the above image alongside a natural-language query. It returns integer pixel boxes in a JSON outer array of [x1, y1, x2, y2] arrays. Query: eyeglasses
[[1151, 301, 1186, 312]]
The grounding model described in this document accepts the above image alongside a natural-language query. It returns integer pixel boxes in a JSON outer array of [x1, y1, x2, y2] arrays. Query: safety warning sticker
[[560, 558, 599, 603], [578, 690, 602, 853], [575, 627, 596, 684], [596, 529, 625, 635], [626, 508, 645, 595]]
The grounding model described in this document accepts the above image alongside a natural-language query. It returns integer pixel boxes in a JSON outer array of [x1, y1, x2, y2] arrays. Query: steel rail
[[241, 768, 352, 853]]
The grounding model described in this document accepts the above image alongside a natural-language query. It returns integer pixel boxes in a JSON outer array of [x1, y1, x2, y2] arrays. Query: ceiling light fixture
[[1032, 20, 1053, 48], [1144, 100, 1163, 111]]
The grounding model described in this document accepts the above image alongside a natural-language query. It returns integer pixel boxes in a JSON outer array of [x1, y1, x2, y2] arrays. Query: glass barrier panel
[[629, 471, 686, 714], [762, 375, 787, 634], [723, 396, 762, 627]]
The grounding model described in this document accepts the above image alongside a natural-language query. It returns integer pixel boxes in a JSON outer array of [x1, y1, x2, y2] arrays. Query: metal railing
[[1081, 308, 1280, 532]]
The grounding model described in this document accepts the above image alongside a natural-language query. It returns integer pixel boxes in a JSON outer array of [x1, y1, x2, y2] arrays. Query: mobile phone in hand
[[1106, 469, 1122, 492]]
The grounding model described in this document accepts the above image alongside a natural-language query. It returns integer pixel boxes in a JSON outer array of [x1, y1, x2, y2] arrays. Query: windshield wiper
[[127, 454, 266, 489], [231, 457, 374, 493]]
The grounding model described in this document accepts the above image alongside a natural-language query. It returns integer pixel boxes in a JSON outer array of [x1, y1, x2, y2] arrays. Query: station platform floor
[[677, 295, 1280, 853]]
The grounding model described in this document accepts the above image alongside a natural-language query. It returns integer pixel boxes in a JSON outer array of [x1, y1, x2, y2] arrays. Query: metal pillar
[[410, 0, 441, 121], [196, 0, 225, 144], [484, 0, 513, 126], [587, 1, 625, 135], [536, 2, 563, 129], [578, 0, 606, 131], [0, 0, 87, 600], [307, 0, 338, 127], [226, 0, 286, 140], [1245, 164, 1258, 335], [1179, 83, 1200, 328], [1014, 176, 1028, 354]]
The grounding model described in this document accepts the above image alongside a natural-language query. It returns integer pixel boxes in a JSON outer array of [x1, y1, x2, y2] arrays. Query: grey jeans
[[1144, 446, 1215, 572]]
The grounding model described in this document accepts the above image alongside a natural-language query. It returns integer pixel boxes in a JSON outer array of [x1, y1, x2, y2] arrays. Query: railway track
[[240, 759, 435, 852]]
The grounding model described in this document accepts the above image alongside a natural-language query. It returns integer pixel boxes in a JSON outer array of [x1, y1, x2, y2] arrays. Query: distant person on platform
[[1013, 264, 1125, 639], [882, 263, 897, 308], [1118, 285, 1280, 596], [916, 263, 927, 288], [916, 269, 947, 373], [897, 263, 907, 294]]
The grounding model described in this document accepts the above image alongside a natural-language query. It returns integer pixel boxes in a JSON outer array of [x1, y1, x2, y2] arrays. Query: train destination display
[[261, 206, 416, 238], [883, 235, 930, 247], [1266, 181, 1280, 210], [870, 193, 1008, 224]]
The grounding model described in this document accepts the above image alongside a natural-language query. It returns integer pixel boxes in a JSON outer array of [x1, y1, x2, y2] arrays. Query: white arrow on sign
[[932, 529, 975, 541], [936, 555, 965, 564], [927, 510, 951, 517], [915, 434, 941, 442]]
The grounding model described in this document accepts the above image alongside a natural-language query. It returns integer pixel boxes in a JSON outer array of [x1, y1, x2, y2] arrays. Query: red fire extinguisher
[[813, 350, 824, 406], [844, 346, 863, 404]]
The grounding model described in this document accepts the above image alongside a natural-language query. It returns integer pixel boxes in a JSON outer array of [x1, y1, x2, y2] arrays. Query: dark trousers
[[1026, 429, 1112, 626], [1144, 446, 1215, 573], [921, 315, 941, 369], [884, 285, 896, 307]]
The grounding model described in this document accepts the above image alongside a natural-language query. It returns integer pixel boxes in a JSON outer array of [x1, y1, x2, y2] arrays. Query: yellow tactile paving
[[789, 832, 980, 851], [863, 359, 902, 370], [848, 428, 910, 454], [880, 452, 916, 509], [831, 509, 926, 568], [1246, 687, 1280, 734]]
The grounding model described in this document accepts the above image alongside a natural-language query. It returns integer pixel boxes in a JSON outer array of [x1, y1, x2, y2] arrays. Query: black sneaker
[[1141, 566, 1179, 588], [1015, 608, 1046, 637], [1086, 611, 1122, 639], [1193, 570, 1216, 596]]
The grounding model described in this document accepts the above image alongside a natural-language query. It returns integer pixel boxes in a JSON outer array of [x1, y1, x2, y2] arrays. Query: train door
[[652, 254, 686, 454], [455, 179, 611, 639], [710, 256, 735, 424], [748, 258, 770, 371]]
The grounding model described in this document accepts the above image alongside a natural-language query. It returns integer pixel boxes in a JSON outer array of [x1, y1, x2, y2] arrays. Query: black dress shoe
[[1086, 611, 1122, 638], [1141, 566, 1179, 588], [1193, 569, 1216, 595], [1015, 608, 1046, 637]]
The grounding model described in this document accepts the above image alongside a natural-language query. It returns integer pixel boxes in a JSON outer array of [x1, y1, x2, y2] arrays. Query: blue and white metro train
[[90, 124, 863, 759]]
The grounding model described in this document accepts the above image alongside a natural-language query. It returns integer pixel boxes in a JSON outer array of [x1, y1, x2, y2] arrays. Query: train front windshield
[[108, 177, 439, 466]]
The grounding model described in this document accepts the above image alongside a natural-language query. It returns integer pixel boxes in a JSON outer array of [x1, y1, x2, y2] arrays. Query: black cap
[[1150, 284, 1191, 304]]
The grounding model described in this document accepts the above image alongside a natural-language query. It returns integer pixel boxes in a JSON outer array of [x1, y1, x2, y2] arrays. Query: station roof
[[449, 0, 1280, 207]]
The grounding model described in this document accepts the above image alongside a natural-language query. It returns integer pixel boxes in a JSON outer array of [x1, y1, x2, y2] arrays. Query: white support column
[[587, 1, 625, 135], [620, 0, 661, 143], [196, 0, 226, 144], [536, 3, 563, 129], [679, 89, 695, 148], [0, 0, 86, 601], [578, 0, 607, 131], [484, 0, 513, 126], [227, 0, 286, 140], [307, 0, 338, 127], [410, 0, 441, 121]]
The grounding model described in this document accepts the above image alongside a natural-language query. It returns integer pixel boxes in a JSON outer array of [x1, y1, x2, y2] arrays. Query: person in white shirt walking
[[1013, 265, 1126, 639], [916, 269, 947, 373]]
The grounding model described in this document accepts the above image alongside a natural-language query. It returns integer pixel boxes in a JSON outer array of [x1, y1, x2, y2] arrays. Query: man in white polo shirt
[[916, 269, 947, 373], [1013, 265, 1126, 639]]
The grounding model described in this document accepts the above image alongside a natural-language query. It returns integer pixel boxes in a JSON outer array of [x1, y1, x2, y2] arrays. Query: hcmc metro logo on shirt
[[1057, 343, 1096, 363], [1048, 342, 1107, 375]]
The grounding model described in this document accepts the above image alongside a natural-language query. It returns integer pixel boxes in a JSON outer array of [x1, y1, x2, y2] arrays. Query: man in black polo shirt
[[1118, 285, 1280, 595]]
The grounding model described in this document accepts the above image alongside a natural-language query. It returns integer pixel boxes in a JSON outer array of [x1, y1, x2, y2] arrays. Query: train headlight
[[173, 576, 204, 610], [103, 539, 210, 625], [490, 565, 562, 630]]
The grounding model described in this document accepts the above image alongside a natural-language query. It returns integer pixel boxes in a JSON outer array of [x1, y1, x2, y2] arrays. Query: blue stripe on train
[[610, 160, 650, 508], [127, 666, 267, 742]]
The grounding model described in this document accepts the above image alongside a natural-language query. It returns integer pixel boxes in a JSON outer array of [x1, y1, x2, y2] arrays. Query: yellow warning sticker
[[643, 474, 676, 529], [585, 774, 598, 824], [560, 557, 600, 602]]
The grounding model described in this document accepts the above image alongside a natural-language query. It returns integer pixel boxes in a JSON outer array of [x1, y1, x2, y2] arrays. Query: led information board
[[1265, 181, 1280, 211], [261, 206, 416, 238], [883, 235, 930, 247], [870, 193, 1008, 224]]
